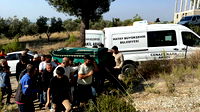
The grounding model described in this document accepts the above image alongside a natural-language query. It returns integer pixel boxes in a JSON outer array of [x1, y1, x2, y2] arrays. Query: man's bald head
[[62, 57, 70, 67]]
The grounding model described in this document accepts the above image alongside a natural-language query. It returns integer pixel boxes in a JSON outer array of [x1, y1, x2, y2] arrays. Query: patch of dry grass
[[30, 40, 81, 54], [0, 31, 81, 54], [0, 31, 80, 44], [193, 65, 200, 81], [0, 38, 12, 45], [138, 51, 200, 94], [145, 86, 161, 94], [19, 31, 79, 42], [1, 104, 18, 112]]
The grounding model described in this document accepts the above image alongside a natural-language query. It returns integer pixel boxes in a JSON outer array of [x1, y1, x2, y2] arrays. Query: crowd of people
[[0, 45, 124, 112]]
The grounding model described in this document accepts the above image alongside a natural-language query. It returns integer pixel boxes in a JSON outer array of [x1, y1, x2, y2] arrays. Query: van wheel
[[121, 64, 136, 75]]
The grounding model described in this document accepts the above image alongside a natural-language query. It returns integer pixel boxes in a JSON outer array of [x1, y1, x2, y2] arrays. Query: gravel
[[131, 79, 200, 112]]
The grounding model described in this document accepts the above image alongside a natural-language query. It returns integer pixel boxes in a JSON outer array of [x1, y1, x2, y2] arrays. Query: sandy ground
[[132, 78, 200, 112]]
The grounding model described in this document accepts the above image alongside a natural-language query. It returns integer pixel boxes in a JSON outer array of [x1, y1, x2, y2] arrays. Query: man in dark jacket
[[16, 56, 29, 81], [41, 63, 53, 106], [15, 64, 36, 112]]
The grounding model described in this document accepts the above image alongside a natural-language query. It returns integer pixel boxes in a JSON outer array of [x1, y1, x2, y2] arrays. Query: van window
[[182, 32, 200, 46], [6, 54, 18, 60], [180, 16, 192, 21], [147, 30, 177, 47], [192, 16, 197, 21]]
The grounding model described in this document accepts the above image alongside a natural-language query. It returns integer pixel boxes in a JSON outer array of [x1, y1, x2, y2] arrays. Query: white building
[[174, 0, 200, 23]]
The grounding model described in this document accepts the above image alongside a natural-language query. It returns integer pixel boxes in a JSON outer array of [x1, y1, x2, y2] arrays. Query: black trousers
[[18, 102, 35, 112], [77, 84, 93, 103], [1, 87, 12, 103]]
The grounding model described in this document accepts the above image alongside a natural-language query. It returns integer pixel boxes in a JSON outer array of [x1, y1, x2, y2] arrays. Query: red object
[[0, 53, 6, 57]]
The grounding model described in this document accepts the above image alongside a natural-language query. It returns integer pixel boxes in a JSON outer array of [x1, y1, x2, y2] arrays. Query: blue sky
[[0, 0, 175, 22]]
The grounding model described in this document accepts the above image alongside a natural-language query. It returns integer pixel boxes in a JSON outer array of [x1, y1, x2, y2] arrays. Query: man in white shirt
[[53, 57, 78, 78], [39, 55, 57, 73], [77, 55, 98, 108], [112, 46, 124, 74]]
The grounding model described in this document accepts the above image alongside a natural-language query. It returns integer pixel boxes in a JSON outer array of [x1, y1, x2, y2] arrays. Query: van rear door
[[85, 30, 104, 48], [104, 26, 149, 62], [147, 30, 183, 60]]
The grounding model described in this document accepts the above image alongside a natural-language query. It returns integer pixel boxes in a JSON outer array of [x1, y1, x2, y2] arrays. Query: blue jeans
[[18, 102, 34, 112], [39, 91, 47, 104], [43, 91, 47, 103], [39, 90, 44, 104]]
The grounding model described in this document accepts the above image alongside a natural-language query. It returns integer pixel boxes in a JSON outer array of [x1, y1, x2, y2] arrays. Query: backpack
[[15, 83, 30, 103]]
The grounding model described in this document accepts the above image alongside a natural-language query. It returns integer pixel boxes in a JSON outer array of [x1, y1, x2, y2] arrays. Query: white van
[[85, 22, 200, 73]]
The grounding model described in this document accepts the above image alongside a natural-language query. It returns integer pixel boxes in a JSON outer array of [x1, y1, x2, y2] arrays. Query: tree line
[[0, 15, 143, 40]]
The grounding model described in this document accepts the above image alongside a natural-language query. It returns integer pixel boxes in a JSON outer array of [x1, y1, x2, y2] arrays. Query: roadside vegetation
[[86, 95, 138, 112], [0, 15, 143, 40], [130, 50, 200, 94]]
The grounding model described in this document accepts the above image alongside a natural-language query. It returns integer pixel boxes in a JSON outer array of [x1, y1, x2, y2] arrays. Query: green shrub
[[136, 51, 200, 79], [187, 51, 200, 68], [120, 73, 142, 94], [86, 95, 138, 112], [66, 34, 77, 43], [2, 38, 22, 53], [194, 65, 200, 80], [159, 72, 176, 93], [159, 65, 193, 93], [136, 60, 172, 79], [145, 86, 161, 94], [173, 66, 192, 82], [0, 34, 6, 39], [1, 104, 18, 112]]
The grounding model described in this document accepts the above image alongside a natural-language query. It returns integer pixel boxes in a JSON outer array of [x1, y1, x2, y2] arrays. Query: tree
[[20, 17, 31, 35], [90, 18, 112, 30], [133, 14, 143, 22], [7, 16, 22, 38], [112, 18, 122, 27], [123, 19, 133, 26], [45, 17, 64, 42], [63, 19, 80, 32], [49, 17, 64, 33], [46, 0, 115, 46], [0, 17, 9, 38], [28, 23, 38, 35], [36, 16, 49, 34], [36, 16, 49, 41]]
